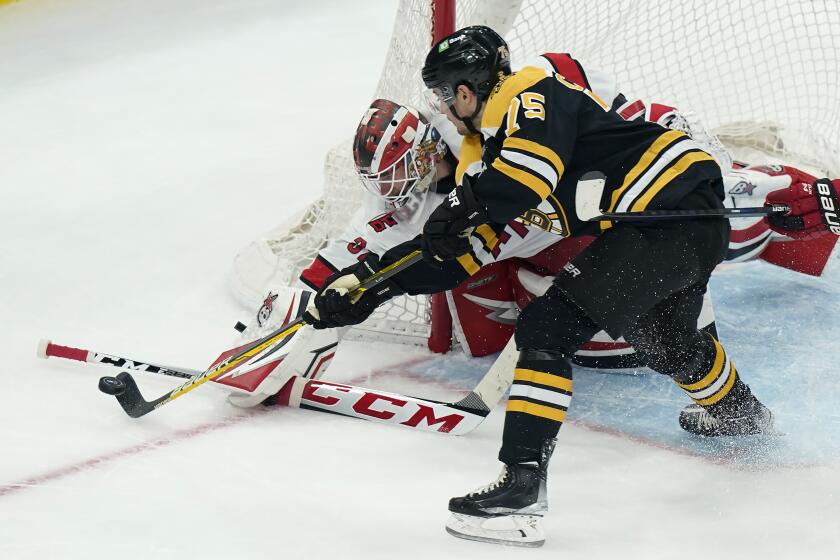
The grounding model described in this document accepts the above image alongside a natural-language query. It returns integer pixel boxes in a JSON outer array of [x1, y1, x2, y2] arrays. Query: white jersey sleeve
[[298, 190, 447, 289]]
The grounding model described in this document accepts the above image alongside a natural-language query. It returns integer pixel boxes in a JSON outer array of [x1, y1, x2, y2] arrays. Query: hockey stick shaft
[[106, 250, 424, 418], [38, 339, 200, 379], [589, 205, 788, 221], [573, 171, 790, 222]]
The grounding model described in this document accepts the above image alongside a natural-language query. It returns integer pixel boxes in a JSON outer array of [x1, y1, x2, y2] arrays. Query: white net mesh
[[466, 0, 840, 175], [238, 0, 840, 346]]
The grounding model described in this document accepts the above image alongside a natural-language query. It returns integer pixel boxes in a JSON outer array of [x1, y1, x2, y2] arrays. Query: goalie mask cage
[[232, 0, 840, 353]]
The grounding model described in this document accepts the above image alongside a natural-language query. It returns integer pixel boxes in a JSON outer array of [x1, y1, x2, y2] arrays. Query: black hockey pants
[[500, 213, 735, 464]]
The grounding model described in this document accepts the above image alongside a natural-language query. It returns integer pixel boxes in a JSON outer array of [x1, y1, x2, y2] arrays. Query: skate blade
[[445, 513, 545, 548]]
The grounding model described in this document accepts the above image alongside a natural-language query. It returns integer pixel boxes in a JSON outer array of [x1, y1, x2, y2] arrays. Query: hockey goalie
[[215, 52, 839, 410]]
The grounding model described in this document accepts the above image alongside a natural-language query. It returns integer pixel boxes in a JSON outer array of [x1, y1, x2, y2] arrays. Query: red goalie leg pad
[[448, 261, 517, 357], [760, 233, 838, 276]]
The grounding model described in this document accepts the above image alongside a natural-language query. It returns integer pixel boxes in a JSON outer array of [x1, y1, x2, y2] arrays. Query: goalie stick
[[572, 171, 790, 222], [95, 250, 426, 418], [41, 335, 516, 435], [279, 337, 515, 435]]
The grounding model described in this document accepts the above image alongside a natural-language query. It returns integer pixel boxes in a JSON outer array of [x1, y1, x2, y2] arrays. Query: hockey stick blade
[[99, 251, 424, 418], [102, 372, 159, 418], [287, 379, 490, 435], [574, 171, 607, 221], [286, 337, 515, 435]]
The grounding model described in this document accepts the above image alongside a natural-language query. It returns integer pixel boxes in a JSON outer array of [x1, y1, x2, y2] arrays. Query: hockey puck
[[234, 321, 247, 333], [98, 376, 126, 396]]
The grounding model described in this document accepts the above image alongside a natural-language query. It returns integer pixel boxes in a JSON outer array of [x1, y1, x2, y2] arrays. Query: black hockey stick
[[97, 250, 424, 418], [590, 206, 787, 221], [573, 171, 790, 222]]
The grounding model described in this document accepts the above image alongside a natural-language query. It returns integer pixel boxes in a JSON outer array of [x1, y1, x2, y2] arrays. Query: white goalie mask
[[353, 98, 448, 206]]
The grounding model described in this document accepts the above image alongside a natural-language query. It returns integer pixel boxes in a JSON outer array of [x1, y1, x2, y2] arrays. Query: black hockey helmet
[[421, 26, 511, 116]]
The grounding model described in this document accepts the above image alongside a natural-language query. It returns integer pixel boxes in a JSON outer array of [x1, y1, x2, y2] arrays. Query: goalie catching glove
[[765, 178, 840, 240], [304, 253, 404, 329], [422, 179, 489, 265]]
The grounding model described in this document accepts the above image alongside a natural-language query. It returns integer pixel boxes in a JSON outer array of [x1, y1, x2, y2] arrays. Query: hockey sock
[[499, 349, 572, 465], [674, 334, 756, 416]]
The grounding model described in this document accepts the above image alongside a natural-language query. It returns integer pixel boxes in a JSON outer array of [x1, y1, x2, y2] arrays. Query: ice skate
[[679, 401, 774, 436], [445, 440, 554, 547]]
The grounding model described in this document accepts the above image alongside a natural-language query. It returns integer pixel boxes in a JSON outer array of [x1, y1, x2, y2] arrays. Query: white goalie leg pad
[[225, 326, 339, 408], [445, 513, 546, 548], [213, 284, 340, 407]]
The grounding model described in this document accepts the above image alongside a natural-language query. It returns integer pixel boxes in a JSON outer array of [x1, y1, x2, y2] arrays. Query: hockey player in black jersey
[[304, 26, 790, 546]]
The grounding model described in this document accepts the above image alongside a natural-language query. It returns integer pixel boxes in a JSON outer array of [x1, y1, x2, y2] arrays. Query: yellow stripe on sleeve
[[607, 129, 686, 212], [502, 136, 565, 178], [491, 159, 552, 200], [630, 151, 715, 211]]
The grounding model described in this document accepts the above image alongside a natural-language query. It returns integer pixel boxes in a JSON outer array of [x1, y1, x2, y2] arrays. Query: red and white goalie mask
[[353, 98, 447, 206]]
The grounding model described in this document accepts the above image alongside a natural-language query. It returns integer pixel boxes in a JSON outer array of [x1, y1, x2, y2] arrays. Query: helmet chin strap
[[448, 98, 484, 135]]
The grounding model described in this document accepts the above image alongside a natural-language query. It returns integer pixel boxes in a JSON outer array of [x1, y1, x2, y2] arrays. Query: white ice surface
[[1, 1, 839, 559]]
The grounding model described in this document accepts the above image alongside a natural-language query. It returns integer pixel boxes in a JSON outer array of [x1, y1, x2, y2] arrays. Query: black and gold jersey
[[468, 66, 723, 238]]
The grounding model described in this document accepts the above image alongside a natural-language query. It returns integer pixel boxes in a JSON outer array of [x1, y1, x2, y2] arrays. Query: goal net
[[230, 0, 840, 352]]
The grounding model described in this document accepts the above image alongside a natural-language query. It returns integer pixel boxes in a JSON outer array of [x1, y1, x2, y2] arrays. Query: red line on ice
[[0, 354, 435, 500], [0, 411, 267, 499]]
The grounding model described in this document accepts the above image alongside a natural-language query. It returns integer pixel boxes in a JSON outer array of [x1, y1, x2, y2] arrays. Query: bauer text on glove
[[764, 178, 840, 240]]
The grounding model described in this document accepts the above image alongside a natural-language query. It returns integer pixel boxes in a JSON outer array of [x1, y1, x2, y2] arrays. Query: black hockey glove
[[421, 180, 489, 266], [303, 254, 405, 329]]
